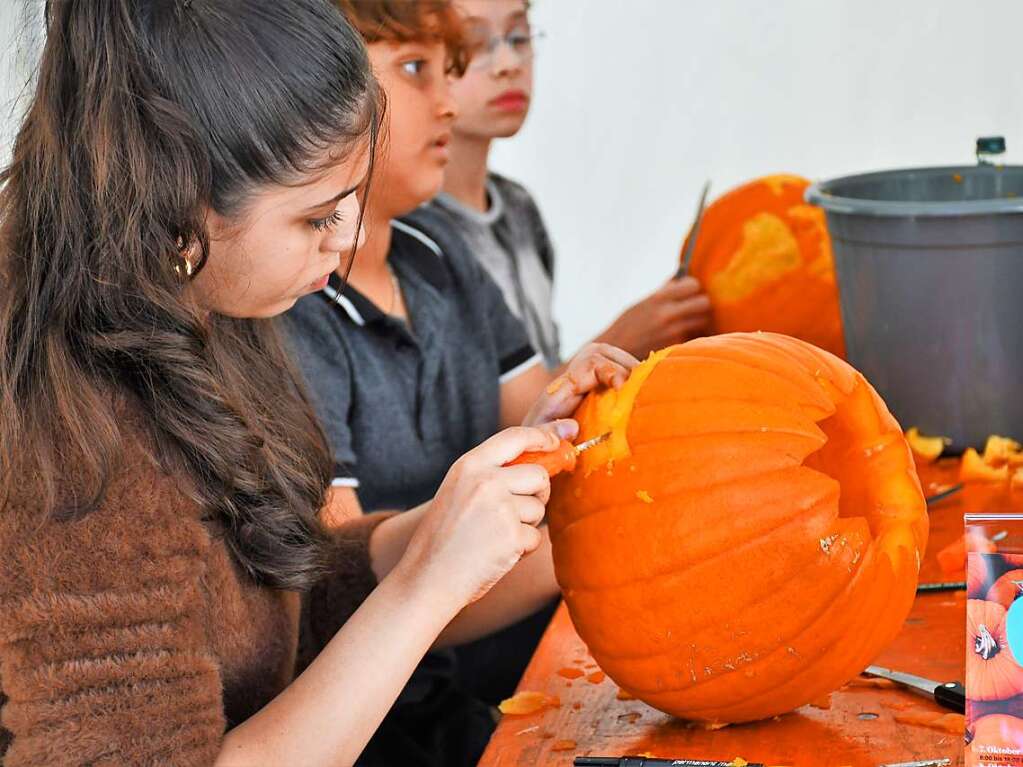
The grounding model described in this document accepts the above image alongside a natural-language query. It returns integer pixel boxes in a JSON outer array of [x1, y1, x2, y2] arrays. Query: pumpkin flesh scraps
[[498, 691, 561, 715], [984, 435, 1023, 466], [548, 333, 927, 724], [962, 448, 1010, 482], [905, 427, 949, 461]]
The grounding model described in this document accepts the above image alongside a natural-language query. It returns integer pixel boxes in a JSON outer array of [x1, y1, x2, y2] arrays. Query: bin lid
[[806, 165, 1023, 217]]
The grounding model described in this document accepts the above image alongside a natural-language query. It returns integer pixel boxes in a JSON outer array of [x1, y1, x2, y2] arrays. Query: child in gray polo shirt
[[430, 0, 713, 367], [285, 3, 639, 765]]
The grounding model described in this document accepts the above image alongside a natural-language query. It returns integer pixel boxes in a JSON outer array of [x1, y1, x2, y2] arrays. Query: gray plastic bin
[[806, 165, 1023, 449]]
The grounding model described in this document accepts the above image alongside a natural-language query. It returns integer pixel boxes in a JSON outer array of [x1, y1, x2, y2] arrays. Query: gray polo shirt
[[423, 172, 562, 368], [283, 218, 540, 513]]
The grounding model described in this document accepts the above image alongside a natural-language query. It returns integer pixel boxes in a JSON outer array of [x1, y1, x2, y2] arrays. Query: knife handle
[[505, 440, 578, 477], [934, 681, 965, 713]]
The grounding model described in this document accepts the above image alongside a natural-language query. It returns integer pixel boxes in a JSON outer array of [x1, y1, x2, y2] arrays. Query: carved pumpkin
[[682, 175, 845, 358], [547, 332, 927, 723], [967, 599, 1023, 701]]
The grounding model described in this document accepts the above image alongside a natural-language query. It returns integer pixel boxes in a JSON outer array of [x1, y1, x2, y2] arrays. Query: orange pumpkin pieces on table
[[547, 332, 927, 723], [905, 427, 949, 462], [983, 435, 1023, 466], [961, 447, 1011, 483], [497, 691, 561, 716], [966, 599, 1023, 701], [681, 175, 845, 358]]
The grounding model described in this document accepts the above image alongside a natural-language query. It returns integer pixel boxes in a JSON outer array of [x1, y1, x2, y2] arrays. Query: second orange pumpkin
[[682, 175, 845, 358]]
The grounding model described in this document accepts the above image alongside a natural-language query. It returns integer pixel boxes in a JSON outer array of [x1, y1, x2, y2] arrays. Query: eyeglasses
[[464, 26, 545, 72]]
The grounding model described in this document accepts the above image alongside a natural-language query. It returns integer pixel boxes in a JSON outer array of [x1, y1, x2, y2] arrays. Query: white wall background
[[1, 2, 42, 163], [489, 0, 1023, 353], [3, 2, 1023, 354]]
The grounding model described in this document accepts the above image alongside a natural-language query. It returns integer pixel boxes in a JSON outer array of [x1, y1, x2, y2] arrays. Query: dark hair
[[0, 0, 379, 590], [337, 0, 468, 76]]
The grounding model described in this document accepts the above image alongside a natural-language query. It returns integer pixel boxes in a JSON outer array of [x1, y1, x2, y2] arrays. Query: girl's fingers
[[500, 463, 552, 499], [534, 418, 579, 442], [515, 496, 547, 526], [472, 426, 560, 468], [518, 523, 544, 555]]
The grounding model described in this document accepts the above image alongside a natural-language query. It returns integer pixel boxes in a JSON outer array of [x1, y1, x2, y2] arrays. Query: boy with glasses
[[419, 0, 712, 369]]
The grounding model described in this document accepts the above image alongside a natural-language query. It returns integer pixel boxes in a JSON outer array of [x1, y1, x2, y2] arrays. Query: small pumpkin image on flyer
[[965, 516, 1023, 766]]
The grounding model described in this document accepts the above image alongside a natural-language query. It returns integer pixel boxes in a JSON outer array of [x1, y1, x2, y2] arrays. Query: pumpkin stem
[[975, 624, 1000, 660]]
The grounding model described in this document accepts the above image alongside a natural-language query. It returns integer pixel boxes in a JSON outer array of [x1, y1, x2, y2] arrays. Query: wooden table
[[480, 459, 1020, 767]]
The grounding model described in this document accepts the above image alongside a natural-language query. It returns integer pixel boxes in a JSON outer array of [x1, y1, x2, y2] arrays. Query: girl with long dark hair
[[0, 2, 627, 764]]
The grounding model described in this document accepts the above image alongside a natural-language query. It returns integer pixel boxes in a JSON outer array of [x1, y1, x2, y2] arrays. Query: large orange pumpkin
[[547, 332, 927, 723], [682, 175, 846, 358]]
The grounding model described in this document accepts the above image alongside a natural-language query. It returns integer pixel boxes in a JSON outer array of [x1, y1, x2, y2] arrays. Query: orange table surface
[[480, 458, 1020, 767]]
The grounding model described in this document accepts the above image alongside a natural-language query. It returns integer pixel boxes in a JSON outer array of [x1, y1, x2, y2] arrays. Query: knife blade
[[864, 665, 965, 713], [675, 180, 711, 279]]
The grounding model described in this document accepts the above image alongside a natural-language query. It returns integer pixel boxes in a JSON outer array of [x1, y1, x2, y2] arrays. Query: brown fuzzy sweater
[[0, 440, 391, 766]]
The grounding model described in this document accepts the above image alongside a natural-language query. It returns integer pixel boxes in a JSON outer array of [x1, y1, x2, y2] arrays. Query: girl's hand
[[523, 343, 640, 427], [400, 426, 562, 607]]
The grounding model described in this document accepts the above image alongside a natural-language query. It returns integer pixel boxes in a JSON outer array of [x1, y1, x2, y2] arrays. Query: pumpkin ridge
[[551, 465, 838, 550], [653, 547, 894, 719], [627, 428, 828, 447], [652, 351, 835, 411], [564, 506, 859, 657], [615, 542, 885, 707], [713, 333, 852, 391], [685, 332, 840, 377]]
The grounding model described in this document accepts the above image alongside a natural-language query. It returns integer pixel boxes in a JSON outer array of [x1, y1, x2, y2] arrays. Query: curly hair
[[337, 0, 469, 75]]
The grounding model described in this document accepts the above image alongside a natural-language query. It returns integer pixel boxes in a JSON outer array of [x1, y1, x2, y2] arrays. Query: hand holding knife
[[505, 432, 609, 477]]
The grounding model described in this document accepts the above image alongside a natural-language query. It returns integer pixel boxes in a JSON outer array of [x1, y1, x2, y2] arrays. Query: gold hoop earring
[[174, 236, 199, 278]]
